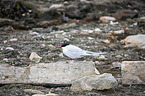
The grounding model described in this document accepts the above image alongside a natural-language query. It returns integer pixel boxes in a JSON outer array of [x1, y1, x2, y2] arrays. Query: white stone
[[49, 4, 64, 9], [46, 92, 59, 96], [94, 28, 102, 32], [113, 30, 124, 34], [5, 47, 14, 50], [121, 61, 145, 84], [99, 16, 116, 23], [124, 34, 145, 49], [110, 21, 118, 25], [70, 73, 118, 91], [0, 61, 97, 84], [29, 52, 42, 62], [29, 32, 39, 35], [32, 94, 46, 96], [24, 89, 44, 94], [9, 38, 18, 41], [29, 61, 96, 84]]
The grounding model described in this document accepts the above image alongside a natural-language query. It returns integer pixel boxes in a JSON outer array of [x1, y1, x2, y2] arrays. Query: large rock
[[0, 61, 98, 84], [121, 61, 145, 85], [70, 73, 118, 91], [124, 34, 145, 49]]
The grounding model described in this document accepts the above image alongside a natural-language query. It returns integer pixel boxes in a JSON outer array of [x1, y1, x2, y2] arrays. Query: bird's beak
[[57, 46, 62, 48]]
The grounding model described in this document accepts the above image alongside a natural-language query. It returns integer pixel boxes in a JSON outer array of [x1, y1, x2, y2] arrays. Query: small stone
[[46, 92, 59, 96], [99, 16, 116, 23], [9, 38, 18, 41], [48, 44, 55, 50], [5, 47, 14, 50], [3, 58, 9, 62], [102, 39, 110, 44], [29, 31, 39, 35], [64, 38, 70, 42], [87, 37, 94, 40], [49, 4, 64, 9], [24, 89, 44, 94], [29, 52, 42, 62], [4, 40, 7, 43], [32, 94, 46, 96], [113, 30, 124, 35], [94, 28, 102, 32], [98, 55, 106, 60], [95, 68, 100, 74], [110, 21, 118, 25]]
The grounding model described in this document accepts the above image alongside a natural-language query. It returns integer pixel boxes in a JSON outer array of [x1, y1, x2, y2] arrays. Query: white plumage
[[58, 43, 106, 59]]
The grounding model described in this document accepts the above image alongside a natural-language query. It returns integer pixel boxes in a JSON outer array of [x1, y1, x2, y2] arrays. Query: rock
[[46, 92, 59, 96], [9, 38, 18, 42], [113, 30, 125, 35], [32, 94, 46, 96], [99, 16, 116, 23], [47, 44, 56, 50], [124, 34, 145, 49], [94, 28, 102, 32], [102, 39, 110, 44], [70, 73, 118, 91], [0, 61, 98, 84], [5, 47, 14, 50], [92, 0, 125, 5], [121, 61, 145, 84], [24, 89, 44, 94], [29, 61, 97, 84], [29, 52, 42, 62], [49, 4, 64, 9], [60, 22, 77, 29]]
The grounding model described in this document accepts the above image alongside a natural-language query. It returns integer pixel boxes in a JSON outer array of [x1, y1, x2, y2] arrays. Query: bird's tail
[[83, 51, 107, 56]]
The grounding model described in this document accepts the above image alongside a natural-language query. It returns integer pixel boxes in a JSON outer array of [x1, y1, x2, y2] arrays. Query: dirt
[[0, 0, 145, 96]]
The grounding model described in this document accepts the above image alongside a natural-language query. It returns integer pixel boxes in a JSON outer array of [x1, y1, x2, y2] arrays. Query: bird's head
[[57, 43, 70, 48]]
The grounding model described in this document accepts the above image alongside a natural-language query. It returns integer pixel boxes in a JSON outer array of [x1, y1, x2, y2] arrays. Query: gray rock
[[29, 61, 97, 84], [92, 0, 125, 5], [71, 73, 118, 91], [99, 16, 116, 23], [121, 61, 145, 85], [29, 52, 42, 62], [124, 34, 145, 49], [0, 61, 98, 84]]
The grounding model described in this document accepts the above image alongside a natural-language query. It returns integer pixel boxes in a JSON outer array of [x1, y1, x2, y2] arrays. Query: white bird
[[58, 43, 107, 60]]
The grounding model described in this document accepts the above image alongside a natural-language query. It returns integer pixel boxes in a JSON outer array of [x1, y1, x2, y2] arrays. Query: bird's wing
[[64, 45, 85, 58]]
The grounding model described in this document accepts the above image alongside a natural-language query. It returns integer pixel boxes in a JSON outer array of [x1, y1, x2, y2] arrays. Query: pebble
[[99, 16, 116, 23], [113, 30, 124, 34], [9, 38, 18, 41], [29, 52, 42, 62], [5, 47, 14, 50], [94, 28, 102, 32], [24, 89, 44, 94]]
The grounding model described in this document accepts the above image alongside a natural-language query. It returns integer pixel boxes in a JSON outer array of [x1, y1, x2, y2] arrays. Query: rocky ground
[[0, 0, 145, 96]]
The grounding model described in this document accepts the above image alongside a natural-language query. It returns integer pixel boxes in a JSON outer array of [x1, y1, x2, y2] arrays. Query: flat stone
[[121, 61, 145, 85], [99, 16, 116, 23], [70, 73, 118, 91], [29, 52, 42, 62], [0, 61, 98, 84], [124, 34, 145, 49]]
